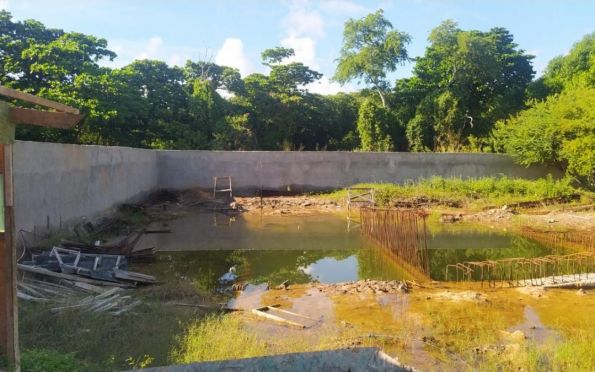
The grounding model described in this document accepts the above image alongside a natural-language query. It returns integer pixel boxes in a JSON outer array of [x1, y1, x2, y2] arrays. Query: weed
[[170, 314, 268, 363], [325, 176, 586, 210], [20, 349, 87, 372]]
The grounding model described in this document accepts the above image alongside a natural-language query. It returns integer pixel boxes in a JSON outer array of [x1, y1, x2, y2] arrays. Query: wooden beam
[[0, 143, 19, 370], [0, 86, 79, 114], [9, 107, 84, 129]]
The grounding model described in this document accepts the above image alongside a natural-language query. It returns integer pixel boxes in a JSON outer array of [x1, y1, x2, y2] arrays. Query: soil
[[234, 195, 342, 215], [142, 188, 595, 233]]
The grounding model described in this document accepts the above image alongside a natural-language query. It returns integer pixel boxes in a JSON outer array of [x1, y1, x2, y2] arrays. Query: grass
[[20, 349, 88, 372], [19, 298, 206, 370], [171, 314, 269, 364], [404, 288, 595, 371], [324, 176, 588, 210]]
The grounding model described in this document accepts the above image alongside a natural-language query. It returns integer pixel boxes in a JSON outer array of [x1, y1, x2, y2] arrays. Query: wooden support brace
[[9, 107, 84, 129], [0, 86, 79, 115]]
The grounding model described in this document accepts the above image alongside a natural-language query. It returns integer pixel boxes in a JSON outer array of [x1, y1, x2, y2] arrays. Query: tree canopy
[[1, 8, 592, 169], [494, 34, 595, 189], [333, 10, 411, 107]]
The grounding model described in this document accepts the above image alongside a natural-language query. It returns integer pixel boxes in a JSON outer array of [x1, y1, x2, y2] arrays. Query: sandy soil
[[232, 194, 595, 233], [234, 196, 343, 215]]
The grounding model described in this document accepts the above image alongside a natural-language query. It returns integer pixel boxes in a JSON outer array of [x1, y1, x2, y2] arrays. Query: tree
[[1, 11, 363, 152], [528, 32, 594, 99], [357, 99, 395, 151], [333, 10, 411, 107], [0, 10, 115, 92], [212, 114, 255, 150], [183, 61, 244, 94], [494, 87, 595, 189], [404, 20, 534, 151]]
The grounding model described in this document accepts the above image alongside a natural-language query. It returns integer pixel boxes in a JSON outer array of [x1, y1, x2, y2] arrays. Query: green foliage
[[3, 9, 592, 159], [334, 9, 411, 107], [327, 176, 581, 209], [402, 20, 534, 151], [171, 314, 268, 363], [528, 32, 594, 99], [212, 113, 255, 150], [21, 349, 86, 372], [357, 99, 396, 151], [1, 11, 357, 151], [494, 87, 595, 188]]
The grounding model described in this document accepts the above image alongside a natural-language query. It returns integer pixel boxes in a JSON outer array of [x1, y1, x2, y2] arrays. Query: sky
[[2, 0, 594, 95]]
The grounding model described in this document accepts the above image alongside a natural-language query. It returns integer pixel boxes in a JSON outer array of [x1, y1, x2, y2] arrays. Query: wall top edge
[[14, 141, 514, 157]]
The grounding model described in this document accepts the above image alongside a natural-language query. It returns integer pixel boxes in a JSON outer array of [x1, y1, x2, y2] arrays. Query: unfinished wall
[[13, 141, 159, 232], [158, 151, 560, 193], [12, 142, 561, 232]]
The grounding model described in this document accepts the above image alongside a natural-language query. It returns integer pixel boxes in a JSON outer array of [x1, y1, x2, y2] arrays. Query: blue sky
[[2, 0, 594, 94]]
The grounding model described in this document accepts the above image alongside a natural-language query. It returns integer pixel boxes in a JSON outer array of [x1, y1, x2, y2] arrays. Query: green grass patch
[[171, 314, 268, 363], [21, 349, 88, 372], [324, 176, 586, 210]]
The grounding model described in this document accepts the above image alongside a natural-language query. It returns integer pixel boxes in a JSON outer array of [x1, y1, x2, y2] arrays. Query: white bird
[[219, 266, 238, 283]]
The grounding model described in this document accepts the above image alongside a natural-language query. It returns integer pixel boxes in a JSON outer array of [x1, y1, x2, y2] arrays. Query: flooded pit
[[140, 211, 565, 287], [19, 210, 594, 370]]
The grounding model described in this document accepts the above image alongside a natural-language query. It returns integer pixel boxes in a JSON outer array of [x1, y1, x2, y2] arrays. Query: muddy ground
[[225, 278, 595, 371], [232, 193, 595, 232]]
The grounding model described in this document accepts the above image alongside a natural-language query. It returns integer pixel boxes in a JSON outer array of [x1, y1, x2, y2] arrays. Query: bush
[[494, 87, 595, 189]]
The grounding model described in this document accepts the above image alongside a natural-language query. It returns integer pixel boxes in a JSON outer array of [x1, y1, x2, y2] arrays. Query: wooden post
[[0, 87, 82, 371], [0, 100, 19, 371]]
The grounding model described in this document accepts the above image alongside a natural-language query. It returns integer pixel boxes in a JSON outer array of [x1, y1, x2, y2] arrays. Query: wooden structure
[[0, 85, 83, 369]]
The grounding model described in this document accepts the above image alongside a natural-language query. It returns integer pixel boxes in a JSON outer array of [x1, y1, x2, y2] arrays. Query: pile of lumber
[[17, 278, 142, 315]]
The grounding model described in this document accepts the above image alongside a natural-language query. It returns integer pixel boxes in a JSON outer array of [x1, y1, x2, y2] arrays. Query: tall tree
[[528, 32, 594, 99], [405, 20, 534, 151], [333, 10, 411, 107]]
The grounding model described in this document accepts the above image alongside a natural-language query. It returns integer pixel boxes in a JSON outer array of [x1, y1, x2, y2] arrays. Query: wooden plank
[[251, 307, 306, 329], [17, 264, 134, 288], [0, 86, 79, 114], [9, 107, 84, 129]]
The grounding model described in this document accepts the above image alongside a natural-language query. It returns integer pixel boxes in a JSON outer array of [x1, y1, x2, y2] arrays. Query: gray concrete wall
[[12, 142, 560, 232], [158, 151, 560, 193], [13, 141, 159, 232]]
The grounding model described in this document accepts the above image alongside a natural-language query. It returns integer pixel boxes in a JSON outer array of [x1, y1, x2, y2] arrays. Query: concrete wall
[[13, 141, 159, 232], [12, 142, 561, 232], [158, 151, 560, 193]]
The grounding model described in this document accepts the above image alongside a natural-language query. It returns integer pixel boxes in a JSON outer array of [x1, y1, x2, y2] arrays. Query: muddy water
[[141, 211, 562, 287]]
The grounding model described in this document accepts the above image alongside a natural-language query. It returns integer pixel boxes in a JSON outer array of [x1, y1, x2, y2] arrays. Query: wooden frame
[[0, 85, 83, 369]]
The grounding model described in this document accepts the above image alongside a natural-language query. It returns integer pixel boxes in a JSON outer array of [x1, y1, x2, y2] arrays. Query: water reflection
[[142, 211, 562, 286]]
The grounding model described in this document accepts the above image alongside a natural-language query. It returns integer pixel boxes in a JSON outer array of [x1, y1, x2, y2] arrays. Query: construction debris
[[446, 252, 595, 287], [519, 226, 595, 252], [16, 278, 142, 315], [360, 207, 430, 280], [251, 305, 318, 329], [20, 228, 157, 261], [21, 247, 156, 285]]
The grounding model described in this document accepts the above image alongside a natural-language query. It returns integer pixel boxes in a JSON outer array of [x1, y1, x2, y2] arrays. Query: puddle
[[141, 211, 565, 287], [508, 306, 562, 344]]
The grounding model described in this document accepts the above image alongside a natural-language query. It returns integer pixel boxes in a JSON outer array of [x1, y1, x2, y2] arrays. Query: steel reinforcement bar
[[360, 207, 430, 279], [445, 251, 595, 287]]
